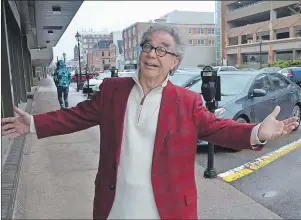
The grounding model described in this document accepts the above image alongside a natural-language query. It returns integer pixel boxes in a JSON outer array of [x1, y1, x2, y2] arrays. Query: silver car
[[187, 71, 301, 149]]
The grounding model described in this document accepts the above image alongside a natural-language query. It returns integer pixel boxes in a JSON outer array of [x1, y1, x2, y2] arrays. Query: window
[[269, 74, 290, 90], [102, 60, 105, 64], [102, 51, 104, 56], [89, 39, 92, 43], [227, 67, 237, 71], [109, 52, 111, 57], [208, 29, 215, 34], [197, 28, 204, 34], [189, 40, 193, 45], [197, 40, 204, 45], [188, 28, 192, 34], [209, 40, 215, 46], [251, 74, 272, 93], [84, 39, 87, 43], [190, 74, 252, 95]]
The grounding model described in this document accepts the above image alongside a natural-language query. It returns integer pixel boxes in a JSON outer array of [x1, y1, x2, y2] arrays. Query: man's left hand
[[258, 106, 299, 141]]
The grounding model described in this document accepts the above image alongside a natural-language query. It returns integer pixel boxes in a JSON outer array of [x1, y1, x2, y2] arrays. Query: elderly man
[[1, 25, 298, 219]]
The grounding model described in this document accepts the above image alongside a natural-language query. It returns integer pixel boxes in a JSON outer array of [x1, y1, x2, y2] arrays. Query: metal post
[[201, 66, 221, 179], [78, 42, 82, 88], [259, 41, 262, 69], [75, 31, 82, 92], [258, 36, 262, 69], [63, 52, 66, 63]]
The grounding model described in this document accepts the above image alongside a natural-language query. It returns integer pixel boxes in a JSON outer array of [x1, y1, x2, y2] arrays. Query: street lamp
[[75, 31, 82, 92], [258, 36, 263, 69], [63, 52, 66, 62]]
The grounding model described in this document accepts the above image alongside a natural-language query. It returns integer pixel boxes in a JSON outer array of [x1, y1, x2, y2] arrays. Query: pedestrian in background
[[53, 60, 71, 109]]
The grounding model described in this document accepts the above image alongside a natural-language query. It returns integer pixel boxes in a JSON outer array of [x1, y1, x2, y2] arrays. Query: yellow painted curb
[[218, 139, 301, 183]]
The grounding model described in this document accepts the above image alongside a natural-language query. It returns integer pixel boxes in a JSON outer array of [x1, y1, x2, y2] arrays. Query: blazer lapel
[[112, 78, 135, 165], [153, 81, 179, 161]]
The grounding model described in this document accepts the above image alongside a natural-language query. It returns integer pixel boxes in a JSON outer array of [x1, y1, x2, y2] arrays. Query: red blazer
[[33, 77, 261, 219]]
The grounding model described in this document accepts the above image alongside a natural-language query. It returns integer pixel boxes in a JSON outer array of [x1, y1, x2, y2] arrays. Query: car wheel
[[236, 117, 248, 123], [292, 105, 300, 131]]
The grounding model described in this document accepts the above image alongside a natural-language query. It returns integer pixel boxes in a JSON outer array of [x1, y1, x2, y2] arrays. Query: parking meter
[[201, 66, 221, 112], [201, 66, 221, 179]]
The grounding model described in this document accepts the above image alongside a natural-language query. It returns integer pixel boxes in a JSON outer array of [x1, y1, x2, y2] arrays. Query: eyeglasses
[[140, 43, 178, 57]]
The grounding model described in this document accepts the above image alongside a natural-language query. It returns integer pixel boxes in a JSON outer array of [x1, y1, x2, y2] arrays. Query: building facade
[[73, 45, 79, 61], [78, 30, 113, 66], [220, 0, 301, 66], [122, 11, 217, 69], [91, 40, 113, 71]]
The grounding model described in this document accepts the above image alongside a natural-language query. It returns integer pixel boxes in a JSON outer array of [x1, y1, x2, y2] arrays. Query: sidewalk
[[13, 77, 282, 219]]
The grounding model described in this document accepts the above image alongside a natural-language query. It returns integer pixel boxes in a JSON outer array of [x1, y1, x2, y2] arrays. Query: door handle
[[290, 91, 294, 94], [270, 97, 277, 101]]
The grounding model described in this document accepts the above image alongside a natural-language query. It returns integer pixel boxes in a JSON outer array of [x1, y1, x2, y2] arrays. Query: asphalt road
[[196, 128, 301, 219], [231, 146, 301, 219]]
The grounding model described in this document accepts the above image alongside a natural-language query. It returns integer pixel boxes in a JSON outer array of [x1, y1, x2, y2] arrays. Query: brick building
[[78, 30, 113, 66], [220, 0, 301, 66], [91, 40, 113, 71], [122, 10, 217, 69]]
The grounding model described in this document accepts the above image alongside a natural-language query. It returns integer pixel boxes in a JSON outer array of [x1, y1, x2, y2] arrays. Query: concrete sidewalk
[[13, 77, 282, 219]]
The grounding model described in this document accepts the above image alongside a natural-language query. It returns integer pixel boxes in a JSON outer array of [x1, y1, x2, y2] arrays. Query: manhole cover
[[262, 191, 277, 198]]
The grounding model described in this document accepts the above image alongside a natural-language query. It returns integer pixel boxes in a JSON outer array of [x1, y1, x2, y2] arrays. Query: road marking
[[218, 138, 301, 182]]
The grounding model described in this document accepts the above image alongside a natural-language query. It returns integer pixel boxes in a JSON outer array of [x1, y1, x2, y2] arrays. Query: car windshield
[[189, 74, 252, 96], [169, 74, 194, 86]]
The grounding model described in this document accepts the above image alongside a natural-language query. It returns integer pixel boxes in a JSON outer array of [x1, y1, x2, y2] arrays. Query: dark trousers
[[57, 86, 69, 108]]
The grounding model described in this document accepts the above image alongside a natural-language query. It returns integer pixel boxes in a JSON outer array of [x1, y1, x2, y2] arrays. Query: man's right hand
[[1, 106, 31, 140]]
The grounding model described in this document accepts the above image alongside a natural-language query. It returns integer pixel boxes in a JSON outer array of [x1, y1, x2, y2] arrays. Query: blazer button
[[109, 184, 115, 190], [112, 163, 117, 169]]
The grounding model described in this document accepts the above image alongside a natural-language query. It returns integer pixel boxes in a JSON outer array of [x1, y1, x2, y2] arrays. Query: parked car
[[240, 68, 257, 71], [260, 67, 282, 72], [213, 66, 237, 72], [72, 73, 94, 82], [169, 70, 201, 87], [278, 67, 301, 85], [187, 70, 301, 150], [83, 73, 111, 93], [179, 67, 203, 72], [119, 71, 135, 77]]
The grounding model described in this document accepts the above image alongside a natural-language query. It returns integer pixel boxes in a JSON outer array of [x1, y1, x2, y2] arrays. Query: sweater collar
[[132, 70, 169, 88]]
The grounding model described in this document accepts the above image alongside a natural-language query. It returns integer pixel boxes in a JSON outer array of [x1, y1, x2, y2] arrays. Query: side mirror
[[252, 89, 267, 98]]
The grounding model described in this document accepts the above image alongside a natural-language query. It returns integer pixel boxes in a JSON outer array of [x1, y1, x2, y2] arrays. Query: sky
[[53, 1, 215, 62]]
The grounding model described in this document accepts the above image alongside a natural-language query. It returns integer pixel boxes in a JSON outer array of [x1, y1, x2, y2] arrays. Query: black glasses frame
[[140, 43, 178, 57]]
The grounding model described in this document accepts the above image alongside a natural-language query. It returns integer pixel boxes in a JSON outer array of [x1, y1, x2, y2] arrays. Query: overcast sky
[[53, 1, 215, 62]]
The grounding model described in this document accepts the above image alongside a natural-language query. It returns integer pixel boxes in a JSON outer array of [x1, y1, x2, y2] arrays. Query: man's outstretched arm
[[193, 94, 265, 151], [32, 79, 106, 139]]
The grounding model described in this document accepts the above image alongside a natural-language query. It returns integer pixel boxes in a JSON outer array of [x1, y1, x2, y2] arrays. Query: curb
[[1, 91, 36, 219]]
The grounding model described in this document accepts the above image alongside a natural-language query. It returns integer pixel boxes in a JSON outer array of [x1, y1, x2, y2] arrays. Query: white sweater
[[30, 72, 264, 219]]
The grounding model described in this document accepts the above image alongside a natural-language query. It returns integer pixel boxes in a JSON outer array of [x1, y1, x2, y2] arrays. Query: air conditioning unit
[[247, 39, 253, 44]]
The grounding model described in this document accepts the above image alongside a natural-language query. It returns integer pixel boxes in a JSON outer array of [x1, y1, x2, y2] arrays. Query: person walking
[[53, 60, 72, 109], [1, 25, 298, 219]]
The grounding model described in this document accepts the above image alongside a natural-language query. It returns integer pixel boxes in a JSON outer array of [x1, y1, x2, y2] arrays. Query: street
[[197, 129, 301, 219]]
